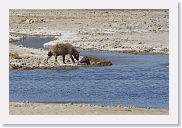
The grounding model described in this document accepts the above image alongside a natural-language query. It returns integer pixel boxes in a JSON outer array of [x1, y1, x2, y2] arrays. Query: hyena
[[80, 56, 112, 66], [46, 43, 79, 64]]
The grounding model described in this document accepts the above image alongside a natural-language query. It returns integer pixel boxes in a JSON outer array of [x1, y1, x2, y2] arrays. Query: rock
[[9, 52, 22, 59], [21, 66, 33, 70], [29, 19, 34, 24], [21, 63, 26, 65], [10, 64, 33, 70], [10, 64, 22, 69]]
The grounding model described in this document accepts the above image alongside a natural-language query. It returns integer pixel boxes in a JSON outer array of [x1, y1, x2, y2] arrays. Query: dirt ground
[[9, 102, 168, 115]]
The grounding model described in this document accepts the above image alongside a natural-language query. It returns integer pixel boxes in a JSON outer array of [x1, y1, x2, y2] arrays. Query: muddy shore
[[9, 102, 168, 115]]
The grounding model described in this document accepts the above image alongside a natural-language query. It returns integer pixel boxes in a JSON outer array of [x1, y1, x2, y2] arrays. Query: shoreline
[[9, 43, 87, 70], [10, 32, 168, 55], [9, 42, 168, 70], [9, 102, 169, 115], [10, 32, 169, 55]]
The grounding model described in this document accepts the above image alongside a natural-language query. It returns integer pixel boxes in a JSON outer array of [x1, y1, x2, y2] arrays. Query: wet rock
[[10, 64, 33, 70], [21, 66, 33, 70]]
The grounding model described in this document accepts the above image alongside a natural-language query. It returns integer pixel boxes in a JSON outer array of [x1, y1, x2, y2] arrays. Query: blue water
[[15, 36, 54, 49], [9, 50, 169, 108]]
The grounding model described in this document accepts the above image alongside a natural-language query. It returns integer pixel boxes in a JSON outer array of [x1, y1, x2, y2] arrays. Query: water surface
[[15, 36, 55, 49], [9, 37, 169, 108]]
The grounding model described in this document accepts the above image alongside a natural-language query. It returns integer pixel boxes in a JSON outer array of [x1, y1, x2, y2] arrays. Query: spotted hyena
[[80, 56, 112, 66], [46, 43, 79, 64]]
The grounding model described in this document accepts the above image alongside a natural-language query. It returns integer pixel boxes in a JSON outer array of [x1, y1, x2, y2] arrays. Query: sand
[[9, 102, 168, 115]]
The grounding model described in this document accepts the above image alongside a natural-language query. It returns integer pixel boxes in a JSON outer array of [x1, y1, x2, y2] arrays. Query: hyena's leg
[[46, 51, 53, 63], [70, 55, 75, 63], [55, 55, 58, 62], [62, 55, 66, 64]]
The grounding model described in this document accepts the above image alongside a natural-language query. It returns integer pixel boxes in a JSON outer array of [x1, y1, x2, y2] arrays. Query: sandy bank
[[9, 43, 112, 70], [9, 102, 168, 115], [9, 43, 84, 70]]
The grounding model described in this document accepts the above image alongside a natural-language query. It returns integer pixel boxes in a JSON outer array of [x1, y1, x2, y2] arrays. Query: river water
[[9, 36, 169, 108]]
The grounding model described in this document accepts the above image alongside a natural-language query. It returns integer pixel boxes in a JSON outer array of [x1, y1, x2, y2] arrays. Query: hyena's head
[[73, 50, 80, 61], [80, 56, 90, 65]]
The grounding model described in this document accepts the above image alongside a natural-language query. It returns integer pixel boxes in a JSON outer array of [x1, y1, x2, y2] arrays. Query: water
[[9, 37, 169, 108], [15, 36, 55, 49]]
